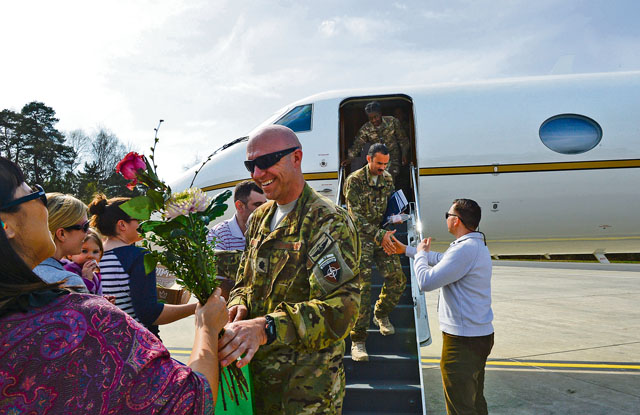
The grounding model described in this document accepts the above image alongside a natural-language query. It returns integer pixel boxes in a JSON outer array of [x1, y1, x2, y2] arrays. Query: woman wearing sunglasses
[[32, 192, 92, 293], [0, 156, 227, 413]]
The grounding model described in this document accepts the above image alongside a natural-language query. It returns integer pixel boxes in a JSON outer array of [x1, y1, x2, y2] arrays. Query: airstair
[[339, 165, 431, 415]]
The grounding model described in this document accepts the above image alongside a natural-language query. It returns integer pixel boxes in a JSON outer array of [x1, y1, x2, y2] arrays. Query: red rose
[[116, 152, 146, 180]]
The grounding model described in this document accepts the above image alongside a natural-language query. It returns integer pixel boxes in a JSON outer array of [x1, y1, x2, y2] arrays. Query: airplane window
[[539, 114, 602, 154], [274, 104, 312, 132]]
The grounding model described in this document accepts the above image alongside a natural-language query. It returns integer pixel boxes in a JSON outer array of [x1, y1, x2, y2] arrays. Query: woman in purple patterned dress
[[0, 157, 225, 414]]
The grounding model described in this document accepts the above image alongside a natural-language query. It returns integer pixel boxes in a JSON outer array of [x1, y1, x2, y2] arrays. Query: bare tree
[[91, 127, 127, 181], [66, 129, 91, 170]]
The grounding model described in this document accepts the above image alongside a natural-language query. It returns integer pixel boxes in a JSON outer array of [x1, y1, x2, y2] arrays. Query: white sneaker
[[351, 341, 369, 361], [373, 316, 395, 336]]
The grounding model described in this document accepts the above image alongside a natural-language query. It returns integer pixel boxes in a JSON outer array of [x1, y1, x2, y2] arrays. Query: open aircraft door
[[338, 96, 431, 415]]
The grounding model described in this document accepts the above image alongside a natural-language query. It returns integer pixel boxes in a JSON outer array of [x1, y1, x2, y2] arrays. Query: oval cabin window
[[539, 114, 602, 154], [275, 104, 313, 132]]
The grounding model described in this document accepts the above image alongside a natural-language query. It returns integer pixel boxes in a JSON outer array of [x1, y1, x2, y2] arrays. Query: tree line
[[0, 101, 142, 203]]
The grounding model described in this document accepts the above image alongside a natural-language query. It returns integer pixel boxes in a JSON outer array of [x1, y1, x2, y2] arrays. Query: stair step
[[345, 328, 418, 355], [345, 412, 420, 415], [344, 380, 423, 413], [369, 304, 415, 327], [343, 219, 424, 414], [344, 354, 421, 383]]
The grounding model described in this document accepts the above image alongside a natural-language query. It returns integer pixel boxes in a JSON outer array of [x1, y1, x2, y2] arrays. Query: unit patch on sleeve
[[318, 253, 341, 284]]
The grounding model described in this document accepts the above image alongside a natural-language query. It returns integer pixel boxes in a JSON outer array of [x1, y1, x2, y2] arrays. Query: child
[[63, 229, 104, 294]]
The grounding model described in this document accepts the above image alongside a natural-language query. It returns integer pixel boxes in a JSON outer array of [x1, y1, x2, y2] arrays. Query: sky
[[2, 0, 639, 182]]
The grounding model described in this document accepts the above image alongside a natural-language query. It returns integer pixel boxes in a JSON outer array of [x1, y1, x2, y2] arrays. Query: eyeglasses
[[0, 184, 47, 210], [64, 221, 90, 233], [244, 147, 299, 173], [445, 212, 460, 220]]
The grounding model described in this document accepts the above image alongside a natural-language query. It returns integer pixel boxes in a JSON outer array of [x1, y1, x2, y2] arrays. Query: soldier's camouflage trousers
[[250, 343, 346, 414], [350, 237, 406, 343]]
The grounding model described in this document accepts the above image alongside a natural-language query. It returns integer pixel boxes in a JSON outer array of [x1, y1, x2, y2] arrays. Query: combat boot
[[351, 341, 369, 361], [373, 315, 395, 335]]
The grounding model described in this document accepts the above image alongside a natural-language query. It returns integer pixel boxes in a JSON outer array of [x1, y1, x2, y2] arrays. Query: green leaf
[[144, 254, 158, 275], [212, 190, 232, 205], [171, 215, 189, 226], [147, 189, 165, 210], [120, 196, 155, 220], [207, 204, 228, 222], [152, 221, 186, 238], [170, 228, 187, 238], [139, 220, 166, 233]]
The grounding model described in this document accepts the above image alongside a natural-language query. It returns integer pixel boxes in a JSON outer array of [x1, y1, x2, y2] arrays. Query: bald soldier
[[218, 125, 361, 414]]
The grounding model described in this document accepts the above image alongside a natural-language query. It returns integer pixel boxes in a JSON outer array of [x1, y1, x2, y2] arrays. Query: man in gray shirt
[[388, 198, 493, 415]]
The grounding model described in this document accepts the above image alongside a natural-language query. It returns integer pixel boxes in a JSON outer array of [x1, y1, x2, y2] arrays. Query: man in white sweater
[[387, 198, 494, 415]]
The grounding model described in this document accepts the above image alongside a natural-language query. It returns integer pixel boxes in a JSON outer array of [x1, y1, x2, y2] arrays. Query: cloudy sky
[[2, 0, 639, 182]]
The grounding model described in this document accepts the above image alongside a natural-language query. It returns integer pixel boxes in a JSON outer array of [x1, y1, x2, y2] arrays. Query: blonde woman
[[33, 192, 89, 292], [0, 157, 226, 412]]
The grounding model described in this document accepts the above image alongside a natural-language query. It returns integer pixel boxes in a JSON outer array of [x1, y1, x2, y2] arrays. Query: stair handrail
[[409, 163, 423, 240], [336, 165, 345, 206], [407, 163, 431, 349]]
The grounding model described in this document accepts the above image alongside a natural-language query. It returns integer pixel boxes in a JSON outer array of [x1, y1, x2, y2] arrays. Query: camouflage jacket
[[228, 183, 361, 353], [344, 165, 395, 245], [215, 249, 243, 280], [347, 116, 410, 162]]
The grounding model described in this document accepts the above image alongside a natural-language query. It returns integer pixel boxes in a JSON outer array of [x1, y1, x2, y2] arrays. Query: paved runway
[[161, 261, 640, 414], [420, 261, 640, 415]]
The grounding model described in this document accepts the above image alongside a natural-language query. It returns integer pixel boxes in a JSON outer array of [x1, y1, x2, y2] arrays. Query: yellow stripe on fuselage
[[419, 159, 640, 176], [200, 159, 640, 191]]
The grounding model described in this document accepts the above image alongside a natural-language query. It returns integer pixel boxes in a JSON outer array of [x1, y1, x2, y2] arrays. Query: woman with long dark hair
[[0, 156, 225, 414]]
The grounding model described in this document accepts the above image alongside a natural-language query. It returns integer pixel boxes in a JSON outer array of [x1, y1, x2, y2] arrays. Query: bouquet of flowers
[[115, 121, 249, 410]]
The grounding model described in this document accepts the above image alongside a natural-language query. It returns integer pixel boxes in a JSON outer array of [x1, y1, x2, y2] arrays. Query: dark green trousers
[[440, 331, 494, 415]]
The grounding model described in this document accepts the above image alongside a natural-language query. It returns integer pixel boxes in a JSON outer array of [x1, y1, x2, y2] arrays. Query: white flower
[[165, 188, 210, 219]]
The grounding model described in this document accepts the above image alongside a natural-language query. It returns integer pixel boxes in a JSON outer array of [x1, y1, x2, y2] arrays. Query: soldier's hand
[[228, 304, 248, 322], [341, 158, 350, 167], [218, 317, 267, 369], [417, 237, 431, 253], [385, 235, 407, 255], [381, 229, 396, 253]]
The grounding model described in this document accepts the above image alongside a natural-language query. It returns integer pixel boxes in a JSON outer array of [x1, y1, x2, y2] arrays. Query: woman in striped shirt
[[89, 193, 196, 338]]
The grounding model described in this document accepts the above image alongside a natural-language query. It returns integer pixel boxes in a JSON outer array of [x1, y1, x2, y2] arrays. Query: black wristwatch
[[264, 315, 277, 345]]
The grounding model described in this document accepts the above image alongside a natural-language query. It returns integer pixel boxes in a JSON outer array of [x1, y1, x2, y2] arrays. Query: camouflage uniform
[[344, 165, 406, 343], [347, 116, 410, 180], [227, 183, 361, 415], [215, 249, 243, 280]]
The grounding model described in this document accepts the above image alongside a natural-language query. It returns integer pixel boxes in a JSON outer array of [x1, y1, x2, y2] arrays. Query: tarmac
[[161, 261, 640, 415]]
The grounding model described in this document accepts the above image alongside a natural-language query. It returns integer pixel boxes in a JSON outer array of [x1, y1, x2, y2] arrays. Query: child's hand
[[82, 260, 100, 281], [103, 295, 116, 304]]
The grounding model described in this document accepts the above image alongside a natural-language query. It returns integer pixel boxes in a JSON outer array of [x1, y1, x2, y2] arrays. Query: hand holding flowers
[[115, 122, 249, 410]]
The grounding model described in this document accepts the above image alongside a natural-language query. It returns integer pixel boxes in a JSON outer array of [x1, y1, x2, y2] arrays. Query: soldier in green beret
[[218, 125, 361, 414], [344, 143, 406, 361]]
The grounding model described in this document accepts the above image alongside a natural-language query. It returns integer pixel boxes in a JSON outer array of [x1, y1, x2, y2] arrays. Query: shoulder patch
[[318, 253, 341, 284], [308, 232, 334, 263]]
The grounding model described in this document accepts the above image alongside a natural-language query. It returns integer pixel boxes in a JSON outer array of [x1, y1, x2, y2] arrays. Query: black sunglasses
[[445, 212, 460, 220], [0, 184, 47, 210], [64, 221, 90, 233], [244, 147, 299, 173]]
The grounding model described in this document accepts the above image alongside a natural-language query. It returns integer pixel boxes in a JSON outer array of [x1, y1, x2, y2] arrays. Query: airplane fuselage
[[173, 71, 640, 256]]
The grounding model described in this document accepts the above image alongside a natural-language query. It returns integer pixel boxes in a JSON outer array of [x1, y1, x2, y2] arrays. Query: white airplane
[[171, 71, 640, 415], [172, 70, 640, 259]]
